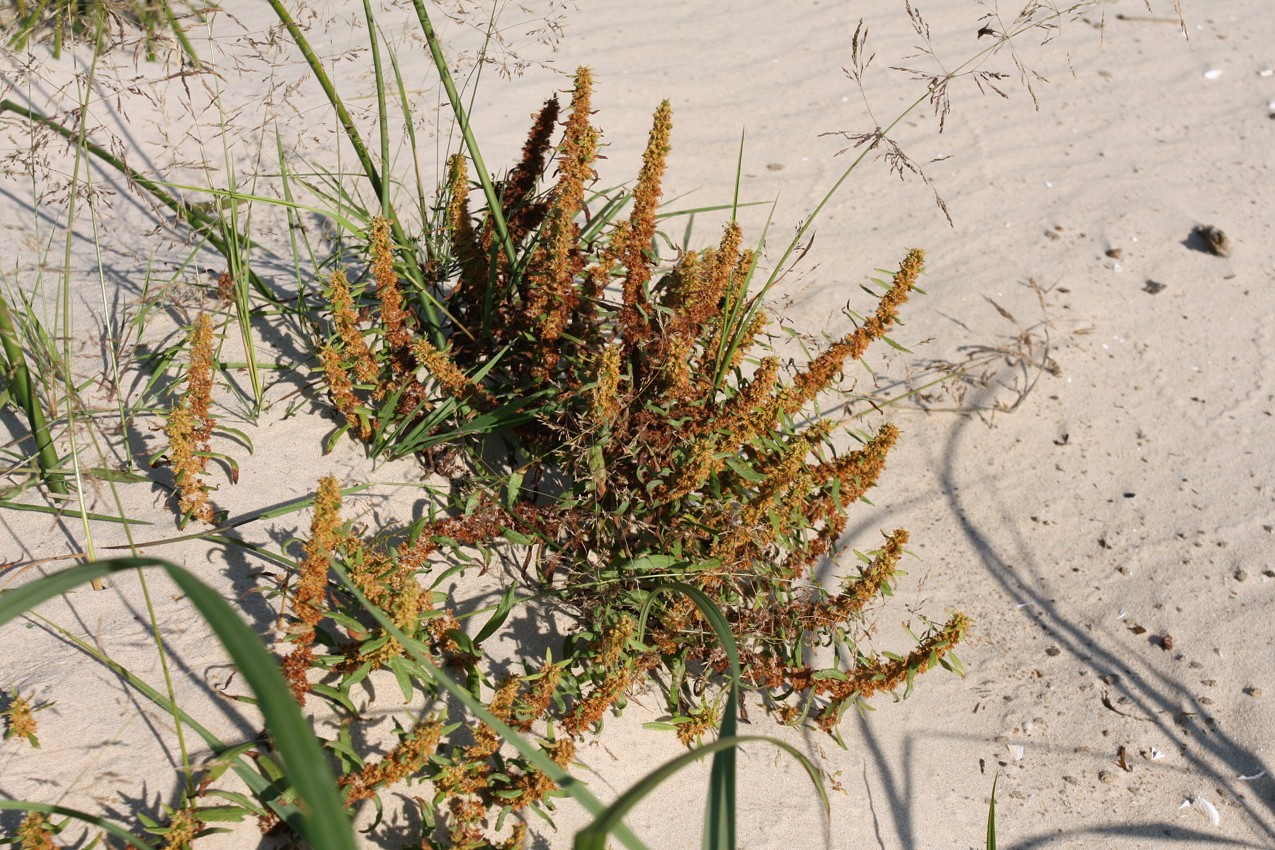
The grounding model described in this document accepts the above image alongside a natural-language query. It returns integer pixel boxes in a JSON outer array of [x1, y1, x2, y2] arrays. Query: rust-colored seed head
[[285, 475, 343, 703], [165, 312, 218, 525], [446, 153, 471, 237], [369, 216, 410, 353], [591, 344, 623, 426], [161, 807, 204, 850], [3, 692, 39, 746], [319, 343, 368, 439], [326, 267, 379, 385], [504, 96, 561, 241], [782, 248, 923, 414], [412, 339, 496, 410], [17, 812, 54, 850], [520, 70, 595, 375], [341, 720, 443, 805], [619, 100, 673, 350]]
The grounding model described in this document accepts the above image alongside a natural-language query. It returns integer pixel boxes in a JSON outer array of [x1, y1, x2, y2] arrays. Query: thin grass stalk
[[0, 100, 276, 303], [0, 292, 65, 497], [208, 90, 262, 409], [406, 0, 517, 267], [56, 22, 107, 590], [263, 0, 444, 343], [60, 382, 197, 796], [753, 8, 1096, 334], [159, 1, 201, 69], [133, 565, 196, 799], [262, 0, 385, 204], [274, 129, 322, 319], [90, 191, 131, 472], [361, 0, 390, 220], [19, 603, 304, 829], [384, 38, 430, 226]]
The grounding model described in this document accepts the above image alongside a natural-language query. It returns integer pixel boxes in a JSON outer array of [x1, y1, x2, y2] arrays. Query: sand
[[2, 1, 1273, 847]]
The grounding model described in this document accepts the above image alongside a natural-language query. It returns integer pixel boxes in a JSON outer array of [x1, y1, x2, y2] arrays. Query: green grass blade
[[361, 0, 390, 219], [21, 606, 285, 809], [632, 582, 740, 848], [0, 558, 357, 850], [406, 0, 517, 268], [631, 581, 828, 848], [573, 735, 825, 850], [986, 775, 998, 850], [0, 499, 151, 524]]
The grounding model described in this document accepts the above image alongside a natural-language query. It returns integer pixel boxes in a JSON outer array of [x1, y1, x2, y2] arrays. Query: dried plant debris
[[1143, 279, 1166, 294], [1192, 224, 1232, 257]]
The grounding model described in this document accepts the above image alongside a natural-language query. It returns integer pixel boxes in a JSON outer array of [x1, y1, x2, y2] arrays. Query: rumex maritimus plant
[[311, 64, 968, 745]]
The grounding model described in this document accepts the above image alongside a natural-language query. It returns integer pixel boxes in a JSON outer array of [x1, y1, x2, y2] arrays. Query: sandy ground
[[2, 1, 1274, 848]]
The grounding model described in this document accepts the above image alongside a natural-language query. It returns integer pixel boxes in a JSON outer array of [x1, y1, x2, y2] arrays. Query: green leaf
[[620, 554, 683, 575], [386, 655, 416, 703], [504, 528, 536, 546], [473, 584, 519, 645], [505, 470, 525, 508], [310, 682, 359, 714], [722, 456, 765, 483]]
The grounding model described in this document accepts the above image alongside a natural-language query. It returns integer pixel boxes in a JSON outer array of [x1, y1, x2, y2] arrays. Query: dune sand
[[2, 1, 1273, 847]]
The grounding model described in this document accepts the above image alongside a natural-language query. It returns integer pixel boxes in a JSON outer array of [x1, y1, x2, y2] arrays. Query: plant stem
[[0, 99, 276, 303], [263, 0, 444, 344], [406, 0, 518, 270], [0, 291, 65, 496]]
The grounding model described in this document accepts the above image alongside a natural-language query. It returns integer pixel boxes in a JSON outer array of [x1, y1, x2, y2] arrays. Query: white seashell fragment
[[1203, 68, 1224, 80], [1258, 68, 1274, 78], [1008, 743, 1025, 761], [1238, 769, 1267, 781], [1149, 747, 1164, 760], [1184, 796, 1220, 826]]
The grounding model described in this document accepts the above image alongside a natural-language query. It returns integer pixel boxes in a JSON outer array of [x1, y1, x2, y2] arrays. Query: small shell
[[1203, 68, 1224, 80], [1195, 796, 1221, 826], [1183, 797, 1220, 825]]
